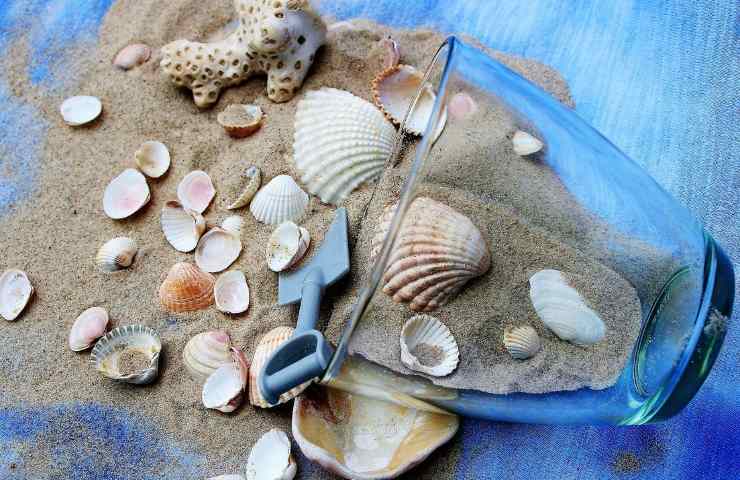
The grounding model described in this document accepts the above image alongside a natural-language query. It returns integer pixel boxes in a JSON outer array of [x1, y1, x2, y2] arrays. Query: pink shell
[[448, 92, 478, 121], [177, 171, 215, 214], [69, 307, 109, 351], [113, 44, 151, 70]]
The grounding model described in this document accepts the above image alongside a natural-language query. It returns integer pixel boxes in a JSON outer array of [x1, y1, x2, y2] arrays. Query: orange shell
[[158, 262, 215, 313]]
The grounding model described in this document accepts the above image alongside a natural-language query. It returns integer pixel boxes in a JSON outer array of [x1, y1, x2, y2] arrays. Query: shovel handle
[[296, 269, 324, 333]]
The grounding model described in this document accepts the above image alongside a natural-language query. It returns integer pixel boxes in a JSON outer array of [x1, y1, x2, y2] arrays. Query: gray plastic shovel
[[258, 208, 350, 406]]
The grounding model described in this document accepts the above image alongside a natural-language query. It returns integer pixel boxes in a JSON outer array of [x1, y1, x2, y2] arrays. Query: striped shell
[[250, 175, 308, 225], [159, 262, 215, 313], [95, 237, 138, 272], [90, 325, 161, 384], [400, 315, 459, 377], [160, 201, 206, 253], [226, 165, 261, 210], [183, 330, 233, 381], [503, 325, 541, 360]]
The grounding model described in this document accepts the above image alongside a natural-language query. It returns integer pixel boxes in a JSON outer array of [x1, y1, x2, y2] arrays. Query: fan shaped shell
[[221, 215, 244, 236], [103, 169, 150, 219], [266, 222, 310, 272], [246, 429, 297, 480], [0, 269, 33, 321], [214, 270, 250, 314], [159, 262, 215, 312], [503, 325, 541, 360], [183, 330, 233, 381], [60, 95, 102, 126], [202, 363, 246, 413], [226, 165, 261, 210], [195, 228, 242, 273], [135, 141, 170, 178], [400, 315, 459, 377], [160, 200, 206, 252], [177, 170, 215, 214], [90, 325, 161, 384], [250, 175, 308, 225], [69, 307, 109, 351], [96, 237, 138, 272]]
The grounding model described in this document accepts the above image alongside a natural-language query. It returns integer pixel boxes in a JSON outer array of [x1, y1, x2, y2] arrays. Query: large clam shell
[[371, 197, 491, 312], [512, 130, 544, 156], [177, 170, 215, 214], [202, 362, 246, 413], [246, 429, 297, 480], [400, 315, 459, 377], [266, 222, 310, 272], [249, 175, 308, 225], [226, 165, 261, 210], [159, 262, 215, 313], [103, 168, 150, 219], [183, 330, 233, 382], [292, 88, 395, 205], [69, 307, 109, 351], [214, 270, 250, 314], [160, 200, 206, 253], [90, 325, 161, 384], [503, 325, 541, 360], [135, 141, 171, 178], [0, 269, 34, 321], [60, 95, 102, 126], [195, 228, 242, 273], [95, 237, 138, 272], [217, 104, 264, 138]]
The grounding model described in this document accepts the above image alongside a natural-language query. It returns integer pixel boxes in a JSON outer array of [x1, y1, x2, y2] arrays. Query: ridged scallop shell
[[292, 88, 395, 205], [0, 269, 33, 321], [159, 262, 215, 313], [217, 104, 264, 138], [135, 141, 170, 178], [266, 222, 310, 272], [503, 325, 541, 360], [400, 315, 459, 377], [103, 169, 150, 219], [113, 43, 151, 70], [177, 170, 215, 214], [214, 270, 250, 314], [160, 200, 206, 253], [195, 228, 242, 273], [529, 269, 606, 345], [250, 175, 309, 225], [60, 95, 102, 126], [246, 430, 297, 480], [183, 330, 233, 381], [226, 165, 261, 210], [371, 197, 491, 312], [95, 237, 138, 272], [69, 307, 109, 351], [90, 325, 161, 384], [202, 362, 246, 413], [512, 130, 544, 156]]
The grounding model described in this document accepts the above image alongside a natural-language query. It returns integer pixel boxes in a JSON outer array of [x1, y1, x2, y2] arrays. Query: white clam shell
[[103, 169, 150, 219], [135, 141, 170, 178], [503, 325, 541, 360], [60, 95, 102, 126], [202, 363, 246, 413], [512, 130, 544, 156], [113, 43, 151, 70], [195, 228, 242, 273], [250, 175, 308, 225], [0, 269, 33, 321], [221, 215, 244, 236], [68, 307, 109, 351], [183, 330, 234, 382], [226, 165, 261, 210], [160, 200, 206, 252], [177, 170, 215, 214], [90, 325, 161, 384], [95, 237, 138, 272], [292, 88, 395, 205], [246, 429, 297, 480], [266, 222, 310, 272], [529, 269, 606, 345], [400, 315, 459, 377], [214, 270, 250, 314]]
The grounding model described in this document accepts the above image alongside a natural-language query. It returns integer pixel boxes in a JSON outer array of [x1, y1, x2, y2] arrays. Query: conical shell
[[400, 315, 459, 377], [249, 175, 308, 225], [202, 363, 246, 413], [159, 262, 215, 313], [292, 88, 395, 205], [266, 222, 310, 272], [0, 269, 33, 321], [529, 269, 606, 345], [135, 141, 170, 178], [512, 130, 544, 156], [214, 270, 250, 314], [371, 197, 491, 312], [217, 104, 264, 138], [160, 200, 206, 253], [103, 168, 150, 219], [226, 166, 261, 210], [503, 325, 541, 360], [195, 228, 242, 273], [113, 43, 151, 70], [60, 95, 102, 126], [246, 429, 297, 480], [177, 170, 215, 214], [90, 325, 161, 384], [69, 307, 109, 351], [183, 330, 233, 381], [221, 215, 244, 236], [95, 237, 138, 272]]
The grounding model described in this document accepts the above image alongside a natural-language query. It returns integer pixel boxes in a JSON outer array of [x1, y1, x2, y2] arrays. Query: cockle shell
[[159, 262, 215, 313], [113, 43, 151, 70], [160, 200, 206, 252], [95, 237, 138, 272], [0, 269, 33, 321], [512, 130, 544, 156], [60, 95, 102, 126], [103, 168, 150, 219], [68, 307, 109, 351], [183, 330, 234, 382], [177, 170, 215, 214], [202, 362, 246, 413], [371, 197, 491, 312], [266, 222, 310, 272], [292, 88, 395, 205], [195, 228, 242, 273], [221, 215, 244, 236], [134, 141, 170, 178], [226, 165, 261, 210], [90, 325, 161, 384], [400, 315, 459, 377], [503, 325, 541, 360], [214, 270, 250, 314], [250, 175, 308, 225], [529, 269, 606, 345], [217, 104, 264, 138], [246, 429, 297, 480]]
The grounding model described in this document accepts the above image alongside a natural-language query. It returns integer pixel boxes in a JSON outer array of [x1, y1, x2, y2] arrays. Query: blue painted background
[[1, 0, 737, 479]]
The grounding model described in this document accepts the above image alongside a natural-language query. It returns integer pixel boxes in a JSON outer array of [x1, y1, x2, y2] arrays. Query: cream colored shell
[[177, 170, 215, 214], [214, 270, 250, 314], [90, 325, 161, 384], [95, 237, 138, 272], [134, 141, 170, 178], [103, 169, 150, 219], [246, 429, 297, 480], [69, 307, 109, 352], [0, 269, 34, 321], [160, 201, 206, 253], [512, 130, 544, 156], [226, 165, 262, 210], [503, 325, 541, 360], [266, 222, 310, 272], [183, 330, 234, 382], [202, 363, 246, 413], [250, 175, 308, 225], [400, 314, 459, 377]]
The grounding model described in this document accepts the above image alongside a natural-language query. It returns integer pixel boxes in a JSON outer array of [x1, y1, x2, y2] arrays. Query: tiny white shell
[[226, 165, 261, 210], [95, 237, 138, 272], [266, 222, 310, 272], [160, 200, 206, 252], [214, 270, 250, 314], [217, 104, 264, 138], [183, 330, 233, 381], [400, 314, 459, 377], [512, 130, 544, 156], [69, 307, 109, 351], [135, 141, 171, 178], [195, 228, 242, 273], [246, 429, 297, 480], [103, 169, 151, 219], [221, 215, 244, 236], [60, 95, 102, 126], [90, 325, 161, 384], [202, 363, 246, 413], [250, 175, 308, 225], [503, 325, 541, 360], [113, 43, 151, 70], [177, 170, 215, 214], [0, 269, 34, 321]]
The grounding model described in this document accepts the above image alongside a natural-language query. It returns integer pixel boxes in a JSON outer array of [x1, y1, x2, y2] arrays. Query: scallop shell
[[250, 175, 308, 225], [195, 228, 242, 273], [103, 168, 150, 219], [226, 165, 261, 210], [202, 363, 246, 413], [246, 429, 297, 480], [214, 270, 250, 314], [292, 88, 395, 205], [177, 170, 215, 214], [529, 269, 606, 345], [221, 215, 244, 236], [371, 197, 491, 312], [512, 130, 544, 156], [503, 325, 541, 360], [113, 43, 151, 70], [0, 269, 33, 321], [159, 262, 215, 312], [266, 222, 310, 272], [217, 104, 264, 138], [95, 237, 138, 272], [160, 200, 206, 252], [60, 95, 102, 126], [90, 325, 161, 384], [400, 315, 459, 377], [69, 307, 109, 351], [135, 141, 170, 178], [183, 330, 234, 381]]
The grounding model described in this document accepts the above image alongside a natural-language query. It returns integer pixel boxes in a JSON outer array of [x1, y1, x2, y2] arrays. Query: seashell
[[448, 92, 478, 121], [214, 270, 250, 314], [226, 165, 261, 210], [250, 175, 308, 225], [249, 326, 311, 408], [60, 95, 102, 126], [221, 215, 244, 236], [183, 330, 233, 382], [113, 43, 151, 70], [95, 237, 138, 272], [159, 262, 215, 313], [400, 315, 459, 377], [0, 269, 34, 321], [380, 36, 401, 69], [292, 88, 395, 205], [68, 307, 109, 351], [293, 386, 459, 479], [246, 429, 297, 480], [529, 269, 606, 345], [266, 222, 310, 272], [103, 168, 151, 219], [90, 325, 161, 384], [217, 104, 264, 138], [512, 130, 544, 156], [160, 200, 206, 252], [503, 325, 541, 360], [371, 197, 491, 312], [202, 362, 246, 413], [195, 228, 242, 273], [134, 141, 170, 178], [177, 170, 215, 214]]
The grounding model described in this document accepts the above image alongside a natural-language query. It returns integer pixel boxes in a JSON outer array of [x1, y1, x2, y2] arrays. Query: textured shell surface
[[214, 270, 250, 314], [159, 262, 215, 313], [221, 215, 244, 236], [90, 325, 161, 384], [0, 269, 33, 321], [135, 141, 170, 178], [195, 228, 242, 273], [69, 307, 109, 351], [60, 95, 102, 126], [160, 200, 206, 253], [227, 165, 262, 210], [103, 169, 150, 219], [113, 43, 151, 70], [202, 363, 245, 413], [95, 237, 138, 272], [400, 314, 459, 377], [503, 325, 541, 360], [246, 429, 296, 480], [266, 222, 310, 272], [177, 170, 215, 214], [217, 104, 264, 138], [512, 130, 544, 156], [371, 197, 491, 312], [529, 269, 606, 345], [183, 330, 233, 381], [292, 88, 395, 205], [250, 175, 308, 225]]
